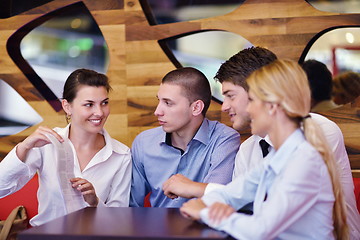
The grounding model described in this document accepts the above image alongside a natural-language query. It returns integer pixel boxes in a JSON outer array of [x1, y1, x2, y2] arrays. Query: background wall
[[0, 0, 359, 175]]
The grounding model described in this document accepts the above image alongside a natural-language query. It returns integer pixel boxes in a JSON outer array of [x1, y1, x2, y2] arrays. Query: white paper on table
[[46, 134, 86, 213]]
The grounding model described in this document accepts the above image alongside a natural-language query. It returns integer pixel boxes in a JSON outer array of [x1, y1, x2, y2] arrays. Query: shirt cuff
[[204, 183, 225, 195], [200, 206, 238, 232], [200, 207, 210, 225], [199, 207, 224, 229]]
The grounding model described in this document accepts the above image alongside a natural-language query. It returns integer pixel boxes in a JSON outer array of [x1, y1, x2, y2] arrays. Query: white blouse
[[0, 124, 132, 226]]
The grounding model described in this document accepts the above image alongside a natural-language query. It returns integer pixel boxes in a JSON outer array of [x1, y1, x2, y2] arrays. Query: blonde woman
[[180, 59, 348, 239]]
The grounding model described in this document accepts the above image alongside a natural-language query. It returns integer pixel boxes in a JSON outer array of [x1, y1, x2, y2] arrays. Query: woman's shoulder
[[52, 126, 69, 138], [102, 129, 130, 155], [110, 138, 130, 153], [296, 140, 322, 161], [289, 140, 324, 174]]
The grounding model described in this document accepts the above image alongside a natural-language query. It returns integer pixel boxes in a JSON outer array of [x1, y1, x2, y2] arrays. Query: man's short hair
[[162, 67, 211, 116], [215, 46, 277, 91]]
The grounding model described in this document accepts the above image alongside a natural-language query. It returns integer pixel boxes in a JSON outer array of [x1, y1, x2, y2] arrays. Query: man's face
[[154, 83, 194, 133], [221, 81, 251, 131]]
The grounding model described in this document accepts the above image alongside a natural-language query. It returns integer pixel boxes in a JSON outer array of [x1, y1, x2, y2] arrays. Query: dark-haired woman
[[0, 69, 131, 226]]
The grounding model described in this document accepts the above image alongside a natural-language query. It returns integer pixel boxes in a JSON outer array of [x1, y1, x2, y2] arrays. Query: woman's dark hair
[[62, 68, 111, 103]]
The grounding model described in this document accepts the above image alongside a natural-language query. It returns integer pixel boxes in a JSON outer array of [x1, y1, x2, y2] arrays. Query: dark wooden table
[[18, 207, 230, 240]]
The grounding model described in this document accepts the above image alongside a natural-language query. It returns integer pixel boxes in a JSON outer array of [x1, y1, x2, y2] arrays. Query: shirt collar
[[102, 128, 129, 155], [265, 128, 305, 175], [55, 123, 71, 139], [161, 118, 210, 146], [192, 118, 210, 145], [255, 134, 273, 148], [55, 124, 127, 156]]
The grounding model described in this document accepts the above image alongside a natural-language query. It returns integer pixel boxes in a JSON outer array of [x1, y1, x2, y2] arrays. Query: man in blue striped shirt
[[130, 67, 240, 208]]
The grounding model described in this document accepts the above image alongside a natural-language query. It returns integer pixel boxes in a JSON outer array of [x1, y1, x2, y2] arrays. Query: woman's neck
[[268, 115, 298, 151], [68, 126, 103, 150]]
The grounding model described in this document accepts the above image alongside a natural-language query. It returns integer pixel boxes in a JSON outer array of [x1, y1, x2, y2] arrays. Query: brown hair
[[215, 46, 277, 91], [62, 68, 111, 103]]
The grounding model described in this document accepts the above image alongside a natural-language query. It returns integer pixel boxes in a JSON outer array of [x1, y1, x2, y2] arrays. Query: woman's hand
[[180, 198, 206, 220], [16, 126, 63, 161], [70, 178, 99, 207]]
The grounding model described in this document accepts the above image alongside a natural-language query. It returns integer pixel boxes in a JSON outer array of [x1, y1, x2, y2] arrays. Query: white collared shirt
[[0, 124, 132, 226]]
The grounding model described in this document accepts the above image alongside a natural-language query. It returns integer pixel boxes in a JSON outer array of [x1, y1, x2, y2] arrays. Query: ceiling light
[[346, 32, 354, 43]]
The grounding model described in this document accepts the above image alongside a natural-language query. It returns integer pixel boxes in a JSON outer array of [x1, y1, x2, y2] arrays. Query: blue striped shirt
[[130, 118, 240, 207]]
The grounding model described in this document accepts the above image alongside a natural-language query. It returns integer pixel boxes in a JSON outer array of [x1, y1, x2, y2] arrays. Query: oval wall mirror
[[301, 27, 360, 112], [7, 2, 109, 111], [159, 30, 253, 103], [140, 0, 245, 25]]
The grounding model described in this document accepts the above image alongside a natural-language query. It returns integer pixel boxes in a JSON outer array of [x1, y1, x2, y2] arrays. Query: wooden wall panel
[[0, 0, 359, 176]]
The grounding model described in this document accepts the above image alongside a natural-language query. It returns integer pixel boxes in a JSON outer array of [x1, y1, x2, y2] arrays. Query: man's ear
[[192, 100, 204, 117]]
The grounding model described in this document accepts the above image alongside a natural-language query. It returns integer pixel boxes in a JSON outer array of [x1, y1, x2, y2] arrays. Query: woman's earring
[[66, 114, 71, 123]]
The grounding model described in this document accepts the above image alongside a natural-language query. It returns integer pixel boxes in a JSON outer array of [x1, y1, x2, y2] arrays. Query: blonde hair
[[247, 59, 348, 239]]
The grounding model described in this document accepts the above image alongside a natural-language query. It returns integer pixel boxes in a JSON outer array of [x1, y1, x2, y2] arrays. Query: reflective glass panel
[[307, 0, 360, 13], [302, 27, 360, 110], [0, 80, 42, 137], [304, 28, 360, 75], [160, 31, 253, 102], [141, 0, 245, 25], [20, 5, 109, 100]]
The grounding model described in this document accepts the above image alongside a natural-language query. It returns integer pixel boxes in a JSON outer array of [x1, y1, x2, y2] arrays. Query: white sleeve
[[0, 145, 40, 197], [204, 183, 225, 195]]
